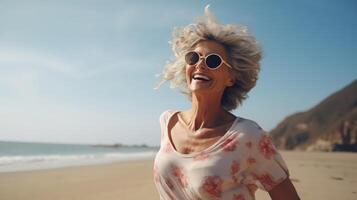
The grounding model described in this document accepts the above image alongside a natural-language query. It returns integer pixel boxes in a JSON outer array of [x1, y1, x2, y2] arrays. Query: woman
[[153, 5, 300, 200]]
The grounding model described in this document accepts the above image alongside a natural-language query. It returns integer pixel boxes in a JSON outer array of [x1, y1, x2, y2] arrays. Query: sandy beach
[[0, 151, 356, 200]]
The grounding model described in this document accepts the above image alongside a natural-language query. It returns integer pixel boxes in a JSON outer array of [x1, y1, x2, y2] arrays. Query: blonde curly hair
[[156, 5, 262, 111]]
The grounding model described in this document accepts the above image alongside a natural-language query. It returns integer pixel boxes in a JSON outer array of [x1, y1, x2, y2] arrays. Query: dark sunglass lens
[[185, 52, 199, 65], [206, 54, 221, 69]]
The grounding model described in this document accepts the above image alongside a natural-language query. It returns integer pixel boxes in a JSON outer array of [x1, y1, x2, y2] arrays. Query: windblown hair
[[156, 5, 262, 111]]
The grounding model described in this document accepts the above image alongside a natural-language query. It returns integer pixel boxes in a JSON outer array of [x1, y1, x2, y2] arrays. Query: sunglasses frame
[[185, 51, 233, 70]]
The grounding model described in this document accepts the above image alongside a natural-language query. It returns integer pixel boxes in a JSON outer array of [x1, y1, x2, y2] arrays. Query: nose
[[195, 58, 207, 70]]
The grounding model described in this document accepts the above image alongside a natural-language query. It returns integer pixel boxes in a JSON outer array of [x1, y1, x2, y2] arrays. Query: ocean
[[0, 141, 159, 173]]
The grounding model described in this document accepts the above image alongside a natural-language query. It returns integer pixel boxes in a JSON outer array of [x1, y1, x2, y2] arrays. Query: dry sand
[[0, 151, 356, 200]]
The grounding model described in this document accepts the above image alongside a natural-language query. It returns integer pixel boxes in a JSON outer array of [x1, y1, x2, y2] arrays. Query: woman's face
[[185, 40, 233, 96]]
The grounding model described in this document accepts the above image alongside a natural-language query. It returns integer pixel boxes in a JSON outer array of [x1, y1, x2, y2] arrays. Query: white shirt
[[153, 110, 290, 200]]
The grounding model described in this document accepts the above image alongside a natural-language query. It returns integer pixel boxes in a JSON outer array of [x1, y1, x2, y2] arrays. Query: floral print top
[[153, 110, 290, 200]]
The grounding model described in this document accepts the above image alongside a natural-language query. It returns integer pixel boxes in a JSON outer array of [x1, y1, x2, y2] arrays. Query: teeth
[[193, 74, 210, 81]]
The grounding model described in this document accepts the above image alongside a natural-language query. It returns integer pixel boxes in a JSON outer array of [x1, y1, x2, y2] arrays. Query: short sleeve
[[159, 110, 175, 143], [159, 111, 167, 130], [247, 123, 290, 192]]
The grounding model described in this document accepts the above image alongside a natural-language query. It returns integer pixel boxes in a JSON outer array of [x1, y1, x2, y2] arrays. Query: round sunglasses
[[184, 51, 232, 70]]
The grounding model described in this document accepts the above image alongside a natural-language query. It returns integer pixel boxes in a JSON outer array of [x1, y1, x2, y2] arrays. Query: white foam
[[0, 151, 158, 173]]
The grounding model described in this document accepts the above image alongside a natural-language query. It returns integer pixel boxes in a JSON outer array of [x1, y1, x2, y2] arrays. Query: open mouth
[[192, 74, 211, 82]]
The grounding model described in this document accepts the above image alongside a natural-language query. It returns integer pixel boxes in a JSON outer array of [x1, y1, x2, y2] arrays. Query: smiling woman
[[154, 5, 300, 200], [156, 6, 261, 111]]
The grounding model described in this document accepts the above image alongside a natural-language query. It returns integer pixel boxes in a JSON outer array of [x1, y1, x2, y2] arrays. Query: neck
[[185, 92, 227, 131]]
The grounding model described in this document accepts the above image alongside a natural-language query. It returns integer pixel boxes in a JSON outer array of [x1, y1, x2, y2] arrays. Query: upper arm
[[241, 120, 292, 192], [268, 177, 300, 200], [247, 129, 290, 191]]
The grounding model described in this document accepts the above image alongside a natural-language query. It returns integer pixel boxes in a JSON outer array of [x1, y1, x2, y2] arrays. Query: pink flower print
[[194, 151, 210, 161], [253, 172, 276, 191], [246, 157, 256, 166], [231, 160, 240, 183], [245, 141, 253, 148], [258, 134, 276, 159], [202, 175, 223, 198], [171, 165, 188, 187], [164, 142, 172, 153], [231, 160, 240, 175], [221, 137, 238, 152], [153, 164, 159, 183], [233, 193, 246, 200]]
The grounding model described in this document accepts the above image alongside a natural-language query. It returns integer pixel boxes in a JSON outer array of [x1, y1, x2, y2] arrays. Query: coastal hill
[[270, 79, 357, 151]]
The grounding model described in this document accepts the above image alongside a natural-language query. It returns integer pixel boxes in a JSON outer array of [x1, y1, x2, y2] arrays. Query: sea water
[[0, 141, 159, 173]]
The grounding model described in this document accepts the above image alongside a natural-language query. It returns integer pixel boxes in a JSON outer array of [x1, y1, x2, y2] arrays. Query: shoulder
[[233, 117, 268, 141], [159, 109, 178, 125]]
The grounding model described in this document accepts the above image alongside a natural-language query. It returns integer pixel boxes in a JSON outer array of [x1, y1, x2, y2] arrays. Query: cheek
[[211, 71, 231, 88], [219, 69, 232, 82], [185, 65, 193, 80]]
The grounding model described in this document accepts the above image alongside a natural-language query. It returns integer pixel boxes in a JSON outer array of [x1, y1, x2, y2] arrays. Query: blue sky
[[0, 0, 356, 146]]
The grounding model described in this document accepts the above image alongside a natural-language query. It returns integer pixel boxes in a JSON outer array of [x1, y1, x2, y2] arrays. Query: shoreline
[[0, 156, 156, 174], [0, 151, 157, 173], [0, 151, 356, 200]]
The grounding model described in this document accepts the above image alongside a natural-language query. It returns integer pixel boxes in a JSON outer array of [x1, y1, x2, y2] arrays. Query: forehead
[[193, 40, 228, 56]]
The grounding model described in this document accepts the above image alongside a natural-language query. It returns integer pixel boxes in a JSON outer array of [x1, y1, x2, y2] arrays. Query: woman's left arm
[[268, 177, 300, 200]]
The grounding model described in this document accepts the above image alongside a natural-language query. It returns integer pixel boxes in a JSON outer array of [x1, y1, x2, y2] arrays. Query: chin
[[189, 80, 213, 90], [189, 85, 211, 93]]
